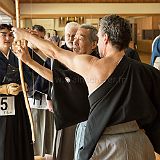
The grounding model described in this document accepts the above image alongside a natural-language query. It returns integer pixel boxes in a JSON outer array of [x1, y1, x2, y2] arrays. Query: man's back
[[79, 55, 160, 159]]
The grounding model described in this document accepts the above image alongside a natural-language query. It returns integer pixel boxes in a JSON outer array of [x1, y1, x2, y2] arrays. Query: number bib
[[28, 95, 47, 110], [0, 96, 15, 116]]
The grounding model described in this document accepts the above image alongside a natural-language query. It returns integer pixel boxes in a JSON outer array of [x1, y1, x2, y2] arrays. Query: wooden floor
[[34, 153, 160, 159]]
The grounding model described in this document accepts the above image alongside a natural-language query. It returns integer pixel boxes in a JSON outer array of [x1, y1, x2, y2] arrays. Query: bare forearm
[[13, 28, 81, 73], [24, 32, 58, 59], [24, 32, 77, 68], [26, 59, 53, 82]]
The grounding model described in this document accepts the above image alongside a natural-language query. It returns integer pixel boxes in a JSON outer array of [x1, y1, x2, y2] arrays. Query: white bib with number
[[0, 96, 15, 116]]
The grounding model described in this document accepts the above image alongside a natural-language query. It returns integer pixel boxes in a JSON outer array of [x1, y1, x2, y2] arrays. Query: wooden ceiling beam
[[20, 13, 160, 19], [0, 0, 15, 17], [12, 0, 160, 3]]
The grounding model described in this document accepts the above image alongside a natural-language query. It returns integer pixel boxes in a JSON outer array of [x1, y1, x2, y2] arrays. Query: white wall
[[20, 3, 160, 16], [20, 3, 160, 33]]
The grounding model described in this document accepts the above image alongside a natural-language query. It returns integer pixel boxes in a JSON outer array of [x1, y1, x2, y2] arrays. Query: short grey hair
[[100, 15, 131, 51], [65, 22, 79, 32], [80, 24, 98, 43]]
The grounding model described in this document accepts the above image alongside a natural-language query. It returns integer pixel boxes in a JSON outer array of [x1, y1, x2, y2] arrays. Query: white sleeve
[[153, 57, 160, 70], [152, 35, 160, 52]]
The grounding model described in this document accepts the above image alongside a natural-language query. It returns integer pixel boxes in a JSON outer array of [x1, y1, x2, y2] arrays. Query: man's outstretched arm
[[12, 27, 99, 90], [14, 42, 53, 82], [12, 27, 77, 70]]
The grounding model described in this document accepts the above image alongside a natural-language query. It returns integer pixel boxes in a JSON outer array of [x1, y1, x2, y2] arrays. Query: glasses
[[0, 32, 14, 38]]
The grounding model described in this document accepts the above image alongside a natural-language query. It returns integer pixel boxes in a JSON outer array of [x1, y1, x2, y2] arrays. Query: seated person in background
[[124, 41, 141, 62], [50, 29, 60, 46], [124, 47, 141, 62], [45, 32, 51, 41]]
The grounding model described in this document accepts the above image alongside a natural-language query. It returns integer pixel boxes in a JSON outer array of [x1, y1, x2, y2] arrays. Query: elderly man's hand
[[12, 27, 28, 42], [12, 40, 32, 65], [12, 27, 39, 42]]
